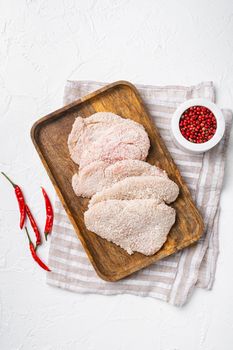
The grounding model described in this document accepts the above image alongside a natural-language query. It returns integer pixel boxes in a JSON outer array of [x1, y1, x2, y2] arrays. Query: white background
[[0, 1, 233, 349]]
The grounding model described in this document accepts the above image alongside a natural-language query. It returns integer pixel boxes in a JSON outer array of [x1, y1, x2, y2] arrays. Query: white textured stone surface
[[0, 0, 233, 349]]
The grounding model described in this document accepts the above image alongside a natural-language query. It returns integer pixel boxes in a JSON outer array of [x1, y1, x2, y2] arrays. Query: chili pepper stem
[[1, 172, 16, 187], [45, 232, 48, 241], [25, 227, 33, 244]]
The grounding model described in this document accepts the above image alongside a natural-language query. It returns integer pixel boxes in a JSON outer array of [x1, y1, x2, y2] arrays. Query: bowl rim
[[171, 98, 225, 153]]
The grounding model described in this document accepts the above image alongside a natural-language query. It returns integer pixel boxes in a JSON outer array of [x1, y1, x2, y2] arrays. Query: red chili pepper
[[25, 227, 51, 272], [25, 204, 41, 248], [1, 172, 26, 229], [41, 187, 54, 240]]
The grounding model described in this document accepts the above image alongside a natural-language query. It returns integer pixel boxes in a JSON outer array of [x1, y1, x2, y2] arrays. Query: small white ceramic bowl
[[171, 98, 225, 153]]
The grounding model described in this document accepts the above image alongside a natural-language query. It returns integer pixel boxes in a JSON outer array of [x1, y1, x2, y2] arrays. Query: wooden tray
[[31, 81, 204, 281]]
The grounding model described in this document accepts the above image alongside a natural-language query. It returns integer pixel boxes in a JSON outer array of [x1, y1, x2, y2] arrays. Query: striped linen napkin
[[47, 80, 232, 306]]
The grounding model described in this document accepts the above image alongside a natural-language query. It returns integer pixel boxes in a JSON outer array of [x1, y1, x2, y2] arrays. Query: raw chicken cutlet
[[72, 159, 167, 198], [84, 200, 176, 256], [89, 175, 179, 207], [68, 112, 122, 164], [67, 112, 150, 167], [68, 111, 179, 257]]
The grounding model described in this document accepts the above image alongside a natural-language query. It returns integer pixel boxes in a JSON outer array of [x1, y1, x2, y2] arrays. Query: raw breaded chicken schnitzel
[[67, 111, 179, 256], [85, 200, 176, 256], [68, 112, 150, 168], [72, 159, 167, 198]]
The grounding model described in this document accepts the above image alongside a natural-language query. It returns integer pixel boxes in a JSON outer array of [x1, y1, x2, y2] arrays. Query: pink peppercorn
[[179, 106, 217, 143]]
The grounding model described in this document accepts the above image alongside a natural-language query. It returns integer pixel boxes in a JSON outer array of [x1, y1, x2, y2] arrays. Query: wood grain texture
[[31, 81, 204, 281]]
